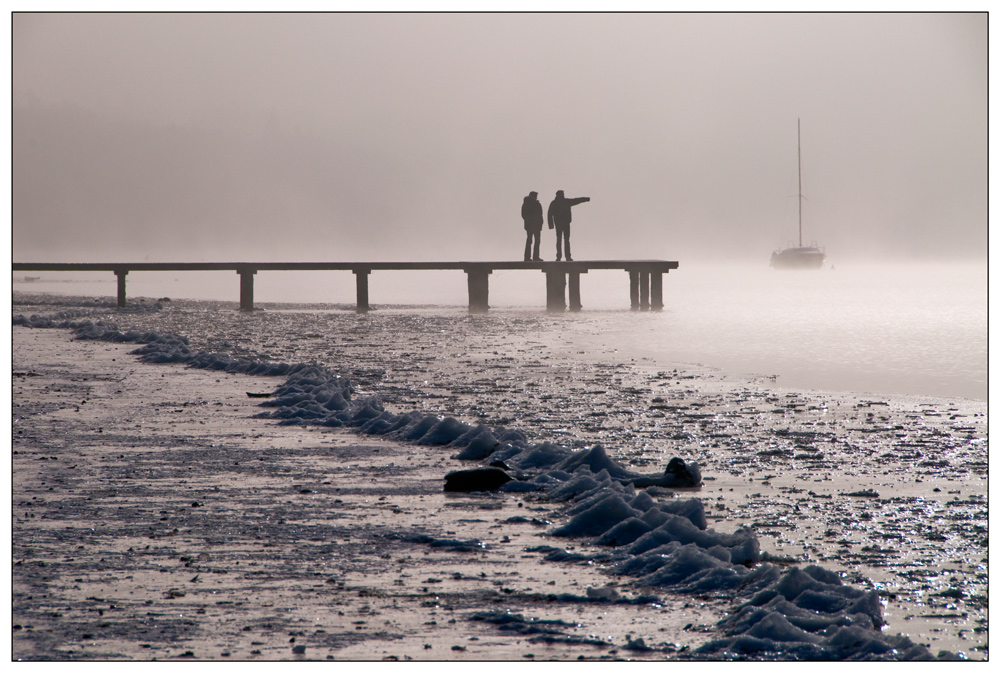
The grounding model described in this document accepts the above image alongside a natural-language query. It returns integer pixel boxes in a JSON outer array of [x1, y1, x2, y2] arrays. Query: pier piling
[[465, 268, 491, 313], [568, 271, 585, 311], [545, 270, 567, 312], [628, 270, 661, 311], [238, 267, 256, 312], [114, 269, 128, 308], [651, 272, 663, 311], [354, 268, 371, 313]]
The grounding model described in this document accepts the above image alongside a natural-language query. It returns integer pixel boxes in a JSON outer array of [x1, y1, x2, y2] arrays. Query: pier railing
[[11, 260, 679, 313]]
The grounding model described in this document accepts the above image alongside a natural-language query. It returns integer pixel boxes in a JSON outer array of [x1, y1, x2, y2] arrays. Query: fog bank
[[13, 13, 987, 264]]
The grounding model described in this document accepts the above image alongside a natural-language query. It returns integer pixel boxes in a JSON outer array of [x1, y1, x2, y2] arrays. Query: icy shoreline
[[11, 295, 987, 660]]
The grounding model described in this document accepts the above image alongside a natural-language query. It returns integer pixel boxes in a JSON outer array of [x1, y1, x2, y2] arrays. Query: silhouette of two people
[[522, 190, 590, 262]]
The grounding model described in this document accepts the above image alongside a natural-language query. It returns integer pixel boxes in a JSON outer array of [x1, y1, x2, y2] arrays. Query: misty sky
[[11, 12, 987, 264]]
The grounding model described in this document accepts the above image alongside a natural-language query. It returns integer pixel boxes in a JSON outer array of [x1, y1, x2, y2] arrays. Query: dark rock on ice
[[628, 457, 702, 488], [409, 534, 485, 552], [468, 611, 578, 636], [841, 489, 880, 498], [444, 467, 514, 492]]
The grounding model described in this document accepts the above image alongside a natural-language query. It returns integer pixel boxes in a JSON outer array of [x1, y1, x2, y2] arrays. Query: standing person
[[521, 191, 544, 261], [547, 190, 590, 261]]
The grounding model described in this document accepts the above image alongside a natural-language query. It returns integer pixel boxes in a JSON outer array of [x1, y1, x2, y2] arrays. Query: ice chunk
[[585, 585, 620, 601], [498, 479, 544, 493], [595, 517, 653, 547], [447, 424, 493, 448], [634, 544, 731, 588], [398, 415, 438, 441], [547, 474, 604, 502], [417, 417, 470, 445], [613, 542, 683, 576], [745, 612, 821, 644], [551, 492, 640, 537], [629, 490, 657, 512], [509, 442, 573, 470], [453, 430, 500, 461]]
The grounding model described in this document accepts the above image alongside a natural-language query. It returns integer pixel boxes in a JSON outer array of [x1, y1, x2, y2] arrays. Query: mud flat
[[10, 297, 988, 661]]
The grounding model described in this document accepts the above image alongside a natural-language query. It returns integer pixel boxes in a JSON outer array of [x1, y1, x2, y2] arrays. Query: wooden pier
[[11, 261, 679, 313]]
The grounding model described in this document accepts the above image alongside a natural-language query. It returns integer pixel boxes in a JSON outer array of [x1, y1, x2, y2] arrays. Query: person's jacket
[[547, 196, 589, 228], [522, 197, 543, 230]]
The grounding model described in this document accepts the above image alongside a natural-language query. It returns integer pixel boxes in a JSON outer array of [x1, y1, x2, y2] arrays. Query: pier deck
[[11, 260, 679, 313]]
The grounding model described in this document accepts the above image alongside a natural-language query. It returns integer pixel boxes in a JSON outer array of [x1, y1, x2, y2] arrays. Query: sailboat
[[770, 119, 826, 270]]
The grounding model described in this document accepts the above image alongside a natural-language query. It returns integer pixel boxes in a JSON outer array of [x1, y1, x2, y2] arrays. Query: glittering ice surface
[[12, 294, 987, 660]]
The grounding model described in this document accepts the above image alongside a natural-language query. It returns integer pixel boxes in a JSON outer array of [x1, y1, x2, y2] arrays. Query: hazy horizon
[[12, 12, 987, 265]]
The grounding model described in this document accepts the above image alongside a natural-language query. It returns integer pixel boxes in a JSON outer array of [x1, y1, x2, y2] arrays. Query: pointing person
[[547, 190, 590, 262], [521, 191, 544, 261]]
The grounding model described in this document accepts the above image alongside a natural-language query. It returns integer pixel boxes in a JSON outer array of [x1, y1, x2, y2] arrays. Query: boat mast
[[797, 118, 802, 248]]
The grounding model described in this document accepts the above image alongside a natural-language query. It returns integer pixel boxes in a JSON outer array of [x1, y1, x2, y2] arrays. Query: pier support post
[[354, 268, 371, 313], [568, 271, 586, 311], [629, 270, 652, 311], [114, 269, 128, 307], [465, 267, 491, 313], [629, 271, 639, 310], [238, 268, 256, 312], [650, 272, 663, 311], [545, 270, 567, 312]]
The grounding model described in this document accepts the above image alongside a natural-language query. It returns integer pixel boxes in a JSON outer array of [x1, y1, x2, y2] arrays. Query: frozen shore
[[11, 326, 730, 661], [10, 295, 988, 661]]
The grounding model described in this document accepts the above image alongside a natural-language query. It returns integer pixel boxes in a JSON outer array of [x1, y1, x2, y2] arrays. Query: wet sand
[[11, 309, 988, 661]]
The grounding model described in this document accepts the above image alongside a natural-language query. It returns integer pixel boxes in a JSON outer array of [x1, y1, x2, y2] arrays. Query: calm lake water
[[561, 262, 987, 401], [11, 260, 987, 401]]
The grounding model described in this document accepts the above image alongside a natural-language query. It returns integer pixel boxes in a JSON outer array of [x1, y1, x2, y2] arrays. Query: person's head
[[529, 191, 538, 199], [556, 190, 565, 198]]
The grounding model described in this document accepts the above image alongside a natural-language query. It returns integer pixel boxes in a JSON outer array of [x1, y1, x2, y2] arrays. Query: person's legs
[[555, 225, 563, 260], [532, 229, 541, 260], [564, 223, 572, 261], [524, 231, 533, 261]]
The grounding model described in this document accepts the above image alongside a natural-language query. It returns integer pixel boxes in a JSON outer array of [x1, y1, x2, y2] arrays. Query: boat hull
[[770, 247, 825, 270]]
